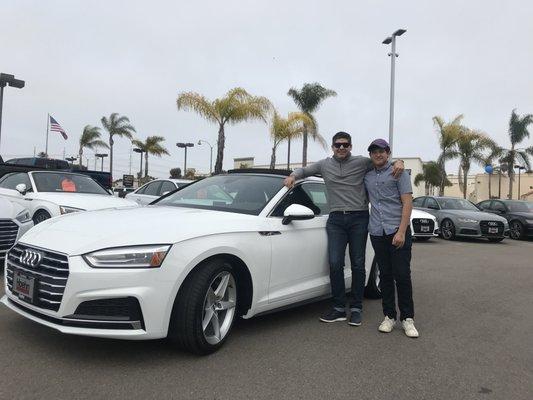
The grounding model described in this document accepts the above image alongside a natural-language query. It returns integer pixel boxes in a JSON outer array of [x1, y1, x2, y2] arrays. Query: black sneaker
[[319, 309, 347, 323], [348, 310, 362, 326]]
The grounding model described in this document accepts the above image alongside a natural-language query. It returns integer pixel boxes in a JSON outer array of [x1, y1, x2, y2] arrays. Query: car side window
[[301, 183, 329, 215], [478, 200, 491, 210], [271, 184, 322, 217], [160, 181, 176, 195], [0, 173, 32, 190], [426, 197, 439, 209], [492, 201, 506, 213], [144, 181, 162, 196], [413, 197, 425, 207]]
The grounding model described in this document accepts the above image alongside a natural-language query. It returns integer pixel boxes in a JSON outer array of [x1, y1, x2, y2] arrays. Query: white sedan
[[410, 209, 439, 241], [126, 179, 191, 205], [0, 197, 33, 263], [2, 171, 383, 355], [0, 171, 138, 224]]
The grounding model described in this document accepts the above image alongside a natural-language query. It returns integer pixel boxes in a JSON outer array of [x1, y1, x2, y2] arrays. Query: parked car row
[[0, 170, 531, 355]]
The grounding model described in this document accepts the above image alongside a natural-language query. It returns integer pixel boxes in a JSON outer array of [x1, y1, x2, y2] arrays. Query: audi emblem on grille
[[419, 219, 429, 224], [19, 249, 43, 267], [487, 221, 498, 226]]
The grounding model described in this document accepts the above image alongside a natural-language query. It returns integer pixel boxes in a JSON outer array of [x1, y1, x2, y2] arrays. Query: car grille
[[412, 218, 435, 234], [480, 221, 504, 235], [5, 244, 69, 312], [0, 219, 19, 262]]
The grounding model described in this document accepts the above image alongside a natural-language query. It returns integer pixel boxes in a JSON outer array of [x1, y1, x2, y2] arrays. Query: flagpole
[[45, 113, 50, 158]]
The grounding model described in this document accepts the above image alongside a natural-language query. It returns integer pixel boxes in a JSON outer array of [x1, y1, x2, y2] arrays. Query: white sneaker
[[402, 318, 419, 338], [378, 316, 396, 333]]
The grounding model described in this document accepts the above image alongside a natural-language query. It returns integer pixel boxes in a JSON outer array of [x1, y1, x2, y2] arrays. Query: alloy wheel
[[202, 271, 237, 345], [441, 220, 454, 240], [510, 221, 522, 240]]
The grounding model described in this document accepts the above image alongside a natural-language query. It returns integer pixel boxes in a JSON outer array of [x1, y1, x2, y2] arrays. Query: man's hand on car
[[284, 175, 296, 188]]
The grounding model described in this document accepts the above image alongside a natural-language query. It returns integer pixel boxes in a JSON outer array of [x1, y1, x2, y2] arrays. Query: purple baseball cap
[[367, 138, 390, 152]]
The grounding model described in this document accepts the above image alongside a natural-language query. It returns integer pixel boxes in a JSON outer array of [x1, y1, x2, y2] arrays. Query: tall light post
[[0, 73, 25, 151], [176, 142, 194, 177], [198, 139, 213, 175], [133, 148, 146, 178], [514, 165, 526, 199], [95, 153, 108, 172], [382, 29, 406, 158]]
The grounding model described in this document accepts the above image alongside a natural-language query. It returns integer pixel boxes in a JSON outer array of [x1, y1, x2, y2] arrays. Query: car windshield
[[437, 198, 479, 211], [155, 174, 284, 215], [32, 172, 109, 195], [505, 201, 533, 212]]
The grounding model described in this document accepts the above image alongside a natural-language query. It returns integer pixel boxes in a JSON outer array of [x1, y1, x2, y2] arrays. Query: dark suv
[[5, 157, 70, 169], [477, 199, 533, 240]]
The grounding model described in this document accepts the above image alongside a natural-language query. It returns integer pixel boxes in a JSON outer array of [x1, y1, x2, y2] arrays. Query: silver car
[[126, 179, 191, 205], [413, 196, 509, 242]]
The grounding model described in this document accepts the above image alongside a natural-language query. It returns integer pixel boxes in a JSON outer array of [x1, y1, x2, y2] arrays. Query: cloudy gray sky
[[1, 0, 532, 179]]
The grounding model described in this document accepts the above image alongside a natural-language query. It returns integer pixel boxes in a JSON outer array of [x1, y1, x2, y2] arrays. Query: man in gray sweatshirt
[[284, 131, 403, 326]]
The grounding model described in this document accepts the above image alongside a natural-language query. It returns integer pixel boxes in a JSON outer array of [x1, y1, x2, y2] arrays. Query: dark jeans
[[326, 211, 369, 312], [370, 229, 414, 321]]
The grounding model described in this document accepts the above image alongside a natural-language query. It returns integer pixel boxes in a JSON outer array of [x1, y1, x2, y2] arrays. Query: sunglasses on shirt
[[333, 142, 351, 149]]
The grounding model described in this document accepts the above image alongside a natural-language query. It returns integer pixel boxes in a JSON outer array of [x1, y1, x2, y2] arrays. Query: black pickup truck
[[0, 157, 112, 189]]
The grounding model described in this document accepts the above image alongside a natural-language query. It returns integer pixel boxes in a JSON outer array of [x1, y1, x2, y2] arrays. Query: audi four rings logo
[[488, 221, 498, 226], [419, 219, 429, 224], [19, 250, 43, 267]]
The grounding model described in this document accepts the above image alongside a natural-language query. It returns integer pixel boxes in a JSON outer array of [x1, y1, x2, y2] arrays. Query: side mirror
[[15, 183, 27, 195], [282, 204, 315, 225], [162, 191, 170, 196]]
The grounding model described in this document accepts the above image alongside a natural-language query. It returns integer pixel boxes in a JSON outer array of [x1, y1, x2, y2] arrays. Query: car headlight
[[59, 205, 85, 215], [526, 219, 533, 225], [83, 245, 171, 268], [457, 218, 478, 224], [15, 210, 31, 223]]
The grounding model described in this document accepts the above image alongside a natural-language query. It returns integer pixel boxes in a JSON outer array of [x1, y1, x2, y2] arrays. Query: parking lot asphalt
[[1, 238, 532, 400]]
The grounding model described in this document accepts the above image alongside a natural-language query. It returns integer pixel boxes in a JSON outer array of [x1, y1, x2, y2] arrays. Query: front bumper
[[3, 250, 181, 340]]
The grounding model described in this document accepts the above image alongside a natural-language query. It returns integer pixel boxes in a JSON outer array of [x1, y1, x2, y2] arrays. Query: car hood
[[411, 209, 435, 220], [443, 209, 507, 222], [0, 197, 26, 218], [20, 206, 265, 255], [30, 192, 138, 210]]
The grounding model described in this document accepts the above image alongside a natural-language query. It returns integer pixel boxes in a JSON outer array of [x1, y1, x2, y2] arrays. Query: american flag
[[49, 115, 68, 140]]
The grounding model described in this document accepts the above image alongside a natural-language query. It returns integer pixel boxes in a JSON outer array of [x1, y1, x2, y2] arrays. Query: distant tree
[[185, 169, 196, 179], [101, 113, 136, 179], [78, 125, 108, 168], [414, 161, 450, 195], [132, 136, 170, 178], [432, 115, 463, 195], [287, 83, 336, 166], [498, 109, 533, 199], [269, 111, 315, 169], [170, 168, 182, 178], [482, 145, 504, 199], [177, 88, 272, 174]]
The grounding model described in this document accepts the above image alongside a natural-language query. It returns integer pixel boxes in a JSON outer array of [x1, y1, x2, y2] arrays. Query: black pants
[[370, 230, 414, 321]]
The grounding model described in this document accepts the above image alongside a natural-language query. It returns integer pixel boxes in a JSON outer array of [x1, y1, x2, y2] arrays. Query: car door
[[267, 182, 331, 304], [423, 197, 441, 220], [0, 173, 35, 213]]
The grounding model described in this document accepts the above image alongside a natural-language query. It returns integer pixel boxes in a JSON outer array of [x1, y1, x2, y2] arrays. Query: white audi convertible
[[2, 171, 382, 354]]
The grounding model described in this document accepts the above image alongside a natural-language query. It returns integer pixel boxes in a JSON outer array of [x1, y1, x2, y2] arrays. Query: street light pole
[[96, 153, 108, 172], [382, 29, 406, 158], [514, 165, 525, 199], [133, 148, 145, 178], [177, 142, 194, 177], [0, 73, 25, 151], [198, 140, 213, 175]]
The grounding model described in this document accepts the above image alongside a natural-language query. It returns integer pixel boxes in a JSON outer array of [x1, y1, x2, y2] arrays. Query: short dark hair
[[332, 131, 351, 145]]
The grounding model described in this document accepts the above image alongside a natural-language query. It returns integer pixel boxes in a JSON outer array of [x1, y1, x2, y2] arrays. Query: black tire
[[168, 259, 237, 355], [509, 220, 525, 240], [364, 256, 382, 299], [488, 237, 504, 243], [440, 219, 456, 240], [32, 210, 51, 225], [415, 236, 431, 242]]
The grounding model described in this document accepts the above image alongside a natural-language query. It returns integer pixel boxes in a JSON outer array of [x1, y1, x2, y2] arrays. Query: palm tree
[[269, 111, 315, 169], [101, 113, 136, 179], [414, 161, 448, 195], [78, 125, 108, 168], [498, 110, 533, 199], [287, 83, 336, 166], [132, 136, 170, 178], [482, 145, 503, 199], [177, 88, 272, 174], [452, 130, 496, 199], [432, 115, 464, 195]]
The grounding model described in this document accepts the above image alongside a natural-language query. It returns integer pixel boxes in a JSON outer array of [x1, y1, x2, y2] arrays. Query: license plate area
[[421, 226, 430, 232], [488, 227, 498, 234], [12, 270, 36, 304]]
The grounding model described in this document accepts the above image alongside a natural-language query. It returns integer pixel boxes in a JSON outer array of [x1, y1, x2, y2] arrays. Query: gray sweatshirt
[[292, 154, 372, 212]]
